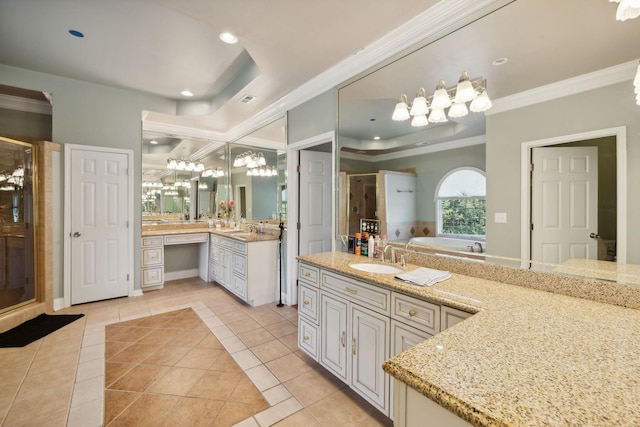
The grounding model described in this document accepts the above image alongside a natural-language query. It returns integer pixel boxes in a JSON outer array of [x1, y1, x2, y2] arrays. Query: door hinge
[[297, 222, 301, 230], [529, 163, 534, 172], [297, 165, 301, 173], [126, 220, 129, 228], [530, 223, 534, 231], [127, 274, 130, 281]]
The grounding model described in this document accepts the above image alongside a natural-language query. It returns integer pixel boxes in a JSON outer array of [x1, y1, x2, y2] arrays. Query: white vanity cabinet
[[209, 233, 278, 306], [141, 236, 164, 289], [297, 261, 473, 420]]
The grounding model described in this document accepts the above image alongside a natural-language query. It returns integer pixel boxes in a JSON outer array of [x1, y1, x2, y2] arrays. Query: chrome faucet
[[468, 242, 484, 253], [382, 245, 396, 263]]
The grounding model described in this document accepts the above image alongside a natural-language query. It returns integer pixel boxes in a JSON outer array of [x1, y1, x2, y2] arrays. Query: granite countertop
[[141, 225, 279, 242], [297, 251, 640, 426]]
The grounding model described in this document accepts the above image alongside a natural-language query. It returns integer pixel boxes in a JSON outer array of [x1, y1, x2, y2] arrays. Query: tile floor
[[0, 278, 393, 426]]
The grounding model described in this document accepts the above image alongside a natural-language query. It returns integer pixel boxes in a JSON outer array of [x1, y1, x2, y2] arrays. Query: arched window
[[435, 167, 486, 238]]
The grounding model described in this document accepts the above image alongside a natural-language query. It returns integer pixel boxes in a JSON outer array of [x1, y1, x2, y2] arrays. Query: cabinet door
[[441, 306, 472, 332], [391, 320, 433, 356], [320, 293, 348, 383], [350, 304, 390, 415]]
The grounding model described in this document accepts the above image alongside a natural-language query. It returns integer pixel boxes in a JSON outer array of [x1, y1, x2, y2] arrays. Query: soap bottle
[[368, 233, 375, 258], [362, 232, 369, 257], [355, 233, 362, 255], [374, 235, 381, 258], [258, 221, 263, 233]]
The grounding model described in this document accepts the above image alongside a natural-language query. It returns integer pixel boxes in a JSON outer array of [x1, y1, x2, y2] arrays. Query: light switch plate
[[495, 212, 507, 223]]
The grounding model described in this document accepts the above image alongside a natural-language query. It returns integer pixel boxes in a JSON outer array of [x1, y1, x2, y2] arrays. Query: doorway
[[521, 126, 627, 264]]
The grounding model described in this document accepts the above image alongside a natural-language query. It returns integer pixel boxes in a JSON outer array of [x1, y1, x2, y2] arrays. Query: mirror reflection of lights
[[436, 344, 444, 350]]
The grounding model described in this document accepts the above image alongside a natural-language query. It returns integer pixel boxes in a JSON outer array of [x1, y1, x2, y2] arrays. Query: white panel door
[[70, 148, 130, 304], [531, 146, 598, 265], [320, 293, 348, 383], [299, 150, 332, 255]]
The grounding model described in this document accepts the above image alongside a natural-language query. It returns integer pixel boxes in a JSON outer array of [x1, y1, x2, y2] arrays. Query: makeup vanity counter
[[297, 251, 640, 426]]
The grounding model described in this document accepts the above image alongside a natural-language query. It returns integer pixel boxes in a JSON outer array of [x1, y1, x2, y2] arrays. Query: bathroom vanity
[[297, 251, 640, 426]]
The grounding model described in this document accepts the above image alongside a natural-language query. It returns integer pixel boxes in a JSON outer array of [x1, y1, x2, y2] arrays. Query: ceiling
[[1, 0, 639, 161]]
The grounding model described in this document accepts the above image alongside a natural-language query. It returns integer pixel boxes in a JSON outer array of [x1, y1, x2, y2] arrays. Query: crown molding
[[487, 59, 639, 115], [0, 93, 52, 115], [340, 135, 485, 163], [143, 117, 227, 142], [226, 0, 504, 141]]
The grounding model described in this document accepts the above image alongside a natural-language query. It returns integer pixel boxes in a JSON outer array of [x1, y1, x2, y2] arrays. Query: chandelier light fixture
[[610, 0, 640, 21], [392, 71, 492, 127], [166, 158, 205, 172], [233, 151, 267, 169], [201, 167, 225, 178]]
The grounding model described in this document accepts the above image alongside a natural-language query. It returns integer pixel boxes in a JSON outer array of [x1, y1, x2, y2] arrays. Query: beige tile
[[219, 310, 252, 324], [108, 363, 169, 392], [307, 389, 372, 426], [253, 396, 303, 426], [105, 361, 136, 388], [212, 401, 266, 427], [278, 332, 300, 352], [264, 320, 298, 338], [266, 353, 314, 383], [176, 347, 227, 369], [141, 344, 192, 366], [227, 318, 262, 334], [272, 408, 323, 427], [284, 369, 342, 406], [147, 366, 207, 396], [109, 393, 180, 427], [104, 388, 140, 424], [237, 328, 276, 348], [187, 370, 244, 400], [108, 343, 159, 364], [160, 396, 224, 427], [251, 339, 292, 364]]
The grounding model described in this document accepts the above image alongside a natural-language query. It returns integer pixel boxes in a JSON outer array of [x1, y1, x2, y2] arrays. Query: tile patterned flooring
[[0, 278, 393, 426]]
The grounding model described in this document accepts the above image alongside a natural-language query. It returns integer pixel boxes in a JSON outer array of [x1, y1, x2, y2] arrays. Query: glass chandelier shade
[[409, 88, 428, 116], [611, 0, 640, 20], [453, 71, 477, 104], [428, 108, 448, 123], [448, 102, 469, 118], [470, 90, 493, 112], [411, 114, 428, 127], [431, 80, 452, 109], [392, 94, 411, 121]]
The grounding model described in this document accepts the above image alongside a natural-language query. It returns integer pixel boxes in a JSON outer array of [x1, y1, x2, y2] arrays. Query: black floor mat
[[0, 313, 85, 348]]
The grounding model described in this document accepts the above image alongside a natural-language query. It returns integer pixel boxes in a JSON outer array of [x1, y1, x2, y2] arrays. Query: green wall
[[0, 64, 175, 298]]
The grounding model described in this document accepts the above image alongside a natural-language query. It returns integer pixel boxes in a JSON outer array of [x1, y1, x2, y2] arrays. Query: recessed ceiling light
[[373, 136, 381, 140], [68, 29, 84, 38], [149, 140, 158, 145], [492, 57, 508, 66], [219, 32, 238, 44], [239, 94, 256, 104], [180, 90, 194, 97], [369, 118, 376, 122]]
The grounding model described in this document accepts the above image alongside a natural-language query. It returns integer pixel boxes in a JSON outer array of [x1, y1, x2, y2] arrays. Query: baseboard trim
[[53, 297, 65, 311], [164, 269, 199, 282]]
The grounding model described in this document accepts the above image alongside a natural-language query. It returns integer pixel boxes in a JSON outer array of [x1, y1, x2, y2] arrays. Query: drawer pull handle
[[303, 335, 310, 341], [345, 287, 358, 295], [305, 272, 311, 277], [303, 300, 311, 306], [352, 337, 357, 355], [409, 310, 418, 317], [341, 331, 346, 347]]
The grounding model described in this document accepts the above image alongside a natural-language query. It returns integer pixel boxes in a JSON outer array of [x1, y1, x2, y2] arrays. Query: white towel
[[395, 267, 451, 287]]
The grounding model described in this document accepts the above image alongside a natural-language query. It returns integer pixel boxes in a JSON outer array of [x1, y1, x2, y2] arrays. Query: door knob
[[73, 232, 81, 237], [589, 233, 600, 239]]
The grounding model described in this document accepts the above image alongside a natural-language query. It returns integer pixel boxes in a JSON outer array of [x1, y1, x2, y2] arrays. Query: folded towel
[[395, 267, 451, 287]]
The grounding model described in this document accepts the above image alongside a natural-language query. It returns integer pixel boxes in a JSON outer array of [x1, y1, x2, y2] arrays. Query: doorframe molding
[[63, 144, 135, 308], [286, 130, 336, 306], [520, 126, 627, 264]]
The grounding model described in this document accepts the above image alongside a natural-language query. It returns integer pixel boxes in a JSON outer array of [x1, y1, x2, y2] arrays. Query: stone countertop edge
[[297, 251, 640, 427], [141, 226, 279, 242]]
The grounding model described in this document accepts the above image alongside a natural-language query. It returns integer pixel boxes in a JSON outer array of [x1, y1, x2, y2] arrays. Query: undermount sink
[[349, 263, 403, 274]]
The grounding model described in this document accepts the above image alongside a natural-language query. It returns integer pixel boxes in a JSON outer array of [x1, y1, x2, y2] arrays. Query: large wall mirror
[[337, 0, 640, 286]]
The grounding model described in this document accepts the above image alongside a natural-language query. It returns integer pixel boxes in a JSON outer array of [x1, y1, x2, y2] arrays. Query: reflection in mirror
[[229, 116, 287, 224], [336, 0, 640, 285], [142, 131, 225, 223]]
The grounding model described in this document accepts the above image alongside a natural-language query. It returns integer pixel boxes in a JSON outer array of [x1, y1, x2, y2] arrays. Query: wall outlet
[[495, 212, 507, 223]]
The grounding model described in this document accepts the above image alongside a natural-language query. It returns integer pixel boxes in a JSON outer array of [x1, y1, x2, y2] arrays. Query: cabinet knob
[[303, 335, 310, 341], [304, 272, 310, 277], [409, 310, 417, 317], [303, 300, 310, 305], [345, 287, 358, 295], [352, 337, 357, 355], [340, 331, 346, 347]]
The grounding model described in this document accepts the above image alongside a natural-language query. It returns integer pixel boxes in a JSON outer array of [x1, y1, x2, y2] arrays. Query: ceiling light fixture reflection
[[392, 71, 492, 127], [166, 158, 204, 171], [180, 90, 194, 97]]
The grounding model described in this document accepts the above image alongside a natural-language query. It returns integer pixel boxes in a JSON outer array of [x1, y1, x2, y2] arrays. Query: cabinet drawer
[[299, 263, 319, 287], [142, 266, 163, 287], [209, 234, 220, 245], [220, 237, 233, 248], [298, 283, 319, 324], [298, 317, 319, 360], [231, 240, 247, 254], [232, 253, 247, 276], [142, 236, 163, 247], [164, 233, 209, 245], [321, 271, 390, 315], [142, 247, 163, 267], [391, 293, 440, 335]]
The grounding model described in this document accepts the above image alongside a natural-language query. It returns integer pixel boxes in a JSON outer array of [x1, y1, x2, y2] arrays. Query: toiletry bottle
[[258, 221, 263, 233], [355, 233, 362, 255], [362, 232, 369, 257], [374, 235, 381, 259], [368, 233, 375, 258]]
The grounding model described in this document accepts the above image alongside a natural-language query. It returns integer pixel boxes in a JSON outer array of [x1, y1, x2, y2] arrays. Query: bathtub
[[408, 237, 486, 253]]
